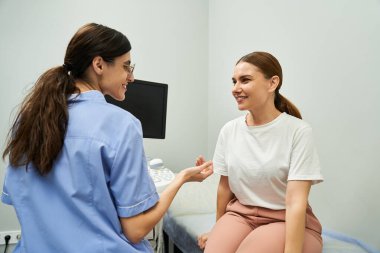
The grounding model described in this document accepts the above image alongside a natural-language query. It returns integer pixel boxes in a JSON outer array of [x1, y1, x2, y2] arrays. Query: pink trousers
[[204, 198, 322, 253]]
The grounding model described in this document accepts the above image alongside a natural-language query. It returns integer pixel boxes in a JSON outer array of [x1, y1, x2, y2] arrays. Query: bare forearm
[[216, 176, 234, 221], [284, 204, 307, 253], [141, 174, 185, 230], [284, 180, 311, 253], [121, 173, 186, 243], [121, 161, 213, 244]]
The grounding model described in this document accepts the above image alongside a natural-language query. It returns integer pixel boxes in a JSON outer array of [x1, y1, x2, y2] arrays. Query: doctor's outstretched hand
[[177, 160, 213, 183]]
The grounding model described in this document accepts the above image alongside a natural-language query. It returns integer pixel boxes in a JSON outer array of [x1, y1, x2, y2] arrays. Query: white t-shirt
[[213, 112, 323, 210]]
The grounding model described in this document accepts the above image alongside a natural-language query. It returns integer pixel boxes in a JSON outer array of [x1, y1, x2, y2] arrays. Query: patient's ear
[[268, 75, 280, 92]]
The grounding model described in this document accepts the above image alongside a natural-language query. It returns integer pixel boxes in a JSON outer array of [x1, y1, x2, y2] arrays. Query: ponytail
[[274, 91, 302, 119], [2, 66, 78, 175], [4, 23, 131, 175]]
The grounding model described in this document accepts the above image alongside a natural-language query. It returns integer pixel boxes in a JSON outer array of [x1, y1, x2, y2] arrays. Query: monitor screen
[[105, 79, 168, 139]]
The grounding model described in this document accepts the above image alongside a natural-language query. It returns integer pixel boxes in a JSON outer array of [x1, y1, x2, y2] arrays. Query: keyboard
[[148, 158, 175, 193]]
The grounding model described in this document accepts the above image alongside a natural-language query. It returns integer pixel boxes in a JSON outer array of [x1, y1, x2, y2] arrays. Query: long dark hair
[[237, 51, 302, 119], [3, 23, 132, 175]]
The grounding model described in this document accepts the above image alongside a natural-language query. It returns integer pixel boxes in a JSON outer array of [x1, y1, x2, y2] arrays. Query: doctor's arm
[[119, 161, 213, 244], [284, 180, 312, 253]]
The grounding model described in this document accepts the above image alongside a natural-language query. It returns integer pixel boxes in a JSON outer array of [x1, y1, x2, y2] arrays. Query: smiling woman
[[1, 22, 213, 253], [87, 51, 135, 100], [4, 23, 133, 176], [198, 51, 324, 253], [232, 52, 301, 123]]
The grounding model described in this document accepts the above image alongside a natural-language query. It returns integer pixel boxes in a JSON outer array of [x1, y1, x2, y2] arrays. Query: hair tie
[[62, 64, 73, 77]]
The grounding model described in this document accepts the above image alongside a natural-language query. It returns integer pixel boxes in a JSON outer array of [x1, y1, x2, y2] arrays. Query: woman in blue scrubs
[[1, 23, 213, 253]]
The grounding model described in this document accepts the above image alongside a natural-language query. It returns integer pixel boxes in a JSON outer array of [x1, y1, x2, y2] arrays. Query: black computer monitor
[[105, 79, 168, 139]]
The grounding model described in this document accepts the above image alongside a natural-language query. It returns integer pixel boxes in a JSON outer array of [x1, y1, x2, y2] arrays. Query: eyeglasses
[[123, 63, 135, 74]]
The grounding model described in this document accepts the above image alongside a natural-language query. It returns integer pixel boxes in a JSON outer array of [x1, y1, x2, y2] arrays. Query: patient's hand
[[197, 232, 210, 250]]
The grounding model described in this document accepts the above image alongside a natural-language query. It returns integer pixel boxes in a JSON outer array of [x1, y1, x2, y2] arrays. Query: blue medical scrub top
[[1, 91, 159, 253]]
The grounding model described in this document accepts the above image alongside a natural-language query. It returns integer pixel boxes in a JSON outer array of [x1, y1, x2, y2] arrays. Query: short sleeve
[[288, 126, 323, 185], [213, 126, 228, 176], [109, 119, 159, 218], [1, 167, 13, 205]]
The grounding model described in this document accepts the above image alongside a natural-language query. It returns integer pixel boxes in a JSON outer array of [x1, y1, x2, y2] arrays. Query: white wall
[[208, 0, 380, 250], [0, 0, 208, 250]]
